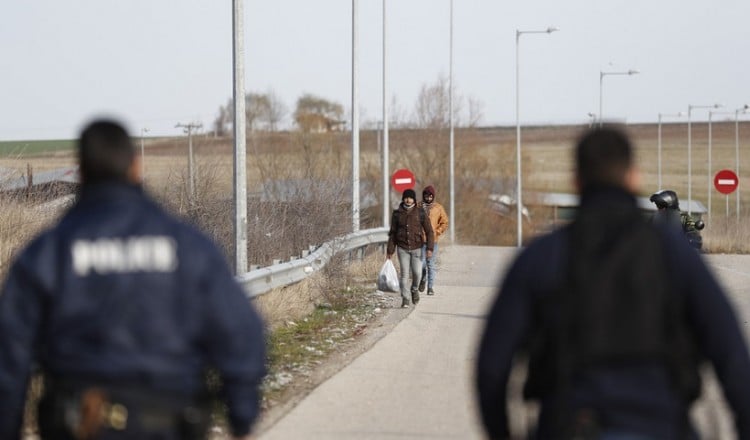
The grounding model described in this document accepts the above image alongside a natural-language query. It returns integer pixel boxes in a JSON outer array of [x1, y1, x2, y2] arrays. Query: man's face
[[403, 196, 415, 205], [424, 193, 434, 203]]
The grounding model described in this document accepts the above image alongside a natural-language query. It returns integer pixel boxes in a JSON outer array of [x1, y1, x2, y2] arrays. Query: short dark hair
[[575, 126, 633, 190], [78, 119, 135, 184]]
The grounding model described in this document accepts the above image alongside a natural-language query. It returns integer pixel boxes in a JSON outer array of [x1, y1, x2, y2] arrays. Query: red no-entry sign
[[391, 168, 416, 193], [714, 169, 739, 195]]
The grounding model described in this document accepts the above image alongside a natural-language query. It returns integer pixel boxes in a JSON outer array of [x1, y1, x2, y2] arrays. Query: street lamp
[[382, 0, 389, 228], [599, 69, 639, 126], [515, 26, 558, 247], [735, 104, 749, 220], [140, 127, 149, 182], [687, 103, 721, 214], [657, 112, 683, 190], [449, 0, 455, 243]]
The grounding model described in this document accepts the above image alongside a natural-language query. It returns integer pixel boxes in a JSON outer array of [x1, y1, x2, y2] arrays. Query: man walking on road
[[418, 185, 448, 296], [476, 127, 750, 439], [0, 119, 266, 440], [387, 188, 434, 308]]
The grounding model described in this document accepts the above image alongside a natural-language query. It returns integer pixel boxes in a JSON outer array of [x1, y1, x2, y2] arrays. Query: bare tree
[[414, 74, 457, 129], [294, 94, 345, 133], [262, 89, 287, 132], [412, 74, 484, 128], [213, 91, 288, 135]]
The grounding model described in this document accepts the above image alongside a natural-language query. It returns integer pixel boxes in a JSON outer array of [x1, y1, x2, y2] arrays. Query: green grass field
[[0, 139, 75, 156]]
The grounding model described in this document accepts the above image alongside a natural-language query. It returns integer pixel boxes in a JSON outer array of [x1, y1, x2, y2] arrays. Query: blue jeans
[[396, 246, 422, 300], [420, 242, 439, 289]]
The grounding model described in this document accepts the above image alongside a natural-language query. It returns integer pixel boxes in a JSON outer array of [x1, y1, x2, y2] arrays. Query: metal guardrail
[[236, 227, 389, 298]]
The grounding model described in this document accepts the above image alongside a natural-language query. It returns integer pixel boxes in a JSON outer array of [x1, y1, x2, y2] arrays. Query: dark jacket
[[476, 187, 750, 439], [387, 203, 434, 255], [0, 183, 266, 439]]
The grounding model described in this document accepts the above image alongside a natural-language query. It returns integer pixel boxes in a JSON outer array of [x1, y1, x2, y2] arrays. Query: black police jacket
[[0, 183, 266, 438], [476, 187, 750, 439]]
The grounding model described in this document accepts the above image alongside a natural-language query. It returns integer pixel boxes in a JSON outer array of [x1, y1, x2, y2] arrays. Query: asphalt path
[[257, 245, 750, 440]]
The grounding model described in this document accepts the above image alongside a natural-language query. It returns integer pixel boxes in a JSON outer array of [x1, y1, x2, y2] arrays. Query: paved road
[[257, 245, 750, 439]]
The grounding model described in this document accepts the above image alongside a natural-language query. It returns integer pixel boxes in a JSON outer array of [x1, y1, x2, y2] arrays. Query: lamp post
[[687, 103, 721, 214], [351, 0, 360, 232], [448, 0, 455, 243], [735, 104, 749, 221], [140, 127, 149, 181], [599, 69, 638, 126], [657, 112, 683, 190], [232, 0, 247, 275], [381, 0, 389, 228], [515, 26, 558, 247]]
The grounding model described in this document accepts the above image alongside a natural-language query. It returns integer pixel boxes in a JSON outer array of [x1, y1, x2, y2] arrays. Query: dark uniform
[[0, 183, 266, 439], [476, 187, 750, 439]]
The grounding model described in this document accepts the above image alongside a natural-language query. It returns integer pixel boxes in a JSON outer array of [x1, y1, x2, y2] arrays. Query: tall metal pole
[[599, 70, 604, 128], [736, 105, 748, 221], [706, 110, 733, 220], [599, 70, 639, 126], [515, 27, 557, 248], [515, 31, 522, 247], [351, 0, 360, 232], [708, 111, 714, 220], [734, 105, 747, 222], [232, 0, 248, 274], [382, 0, 389, 228], [657, 114, 663, 190], [140, 127, 148, 182], [175, 122, 202, 199], [657, 112, 683, 190], [687, 103, 721, 215], [448, 0, 455, 243], [688, 105, 693, 215], [188, 129, 194, 197]]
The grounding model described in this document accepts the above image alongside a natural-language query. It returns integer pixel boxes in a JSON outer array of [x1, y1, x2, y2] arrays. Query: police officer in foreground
[[650, 189, 705, 250], [0, 119, 266, 439], [476, 127, 750, 439]]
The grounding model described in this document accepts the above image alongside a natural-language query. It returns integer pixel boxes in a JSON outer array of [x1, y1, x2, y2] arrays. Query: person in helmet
[[650, 190, 682, 230], [650, 189, 704, 250]]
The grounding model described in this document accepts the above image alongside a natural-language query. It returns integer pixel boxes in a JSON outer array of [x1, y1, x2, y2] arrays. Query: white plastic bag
[[377, 259, 400, 292]]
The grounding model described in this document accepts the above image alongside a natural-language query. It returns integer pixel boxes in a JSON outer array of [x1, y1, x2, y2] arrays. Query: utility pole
[[175, 122, 203, 199], [232, 0, 248, 275]]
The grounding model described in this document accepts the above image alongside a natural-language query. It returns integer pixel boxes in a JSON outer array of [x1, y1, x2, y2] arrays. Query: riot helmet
[[649, 190, 680, 210]]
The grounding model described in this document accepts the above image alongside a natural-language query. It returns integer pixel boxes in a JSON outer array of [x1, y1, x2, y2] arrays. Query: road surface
[[257, 245, 750, 439]]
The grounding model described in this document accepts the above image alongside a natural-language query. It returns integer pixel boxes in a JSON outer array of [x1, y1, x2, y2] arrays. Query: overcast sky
[[2, 0, 749, 140]]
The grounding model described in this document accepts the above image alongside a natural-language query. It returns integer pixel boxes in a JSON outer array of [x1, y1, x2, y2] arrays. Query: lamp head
[[546, 26, 559, 33]]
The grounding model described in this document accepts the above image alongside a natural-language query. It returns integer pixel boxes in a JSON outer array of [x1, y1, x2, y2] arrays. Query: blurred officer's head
[[78, 119, 140, 185], [575, 126, 639, 193]]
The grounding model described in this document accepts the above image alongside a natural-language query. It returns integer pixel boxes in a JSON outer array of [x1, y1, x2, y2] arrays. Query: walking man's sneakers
[[418, 277, 426, 292], [401, 298, 410, 308], [411, 290, 420, 305], [427, 288, 435, 296]]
